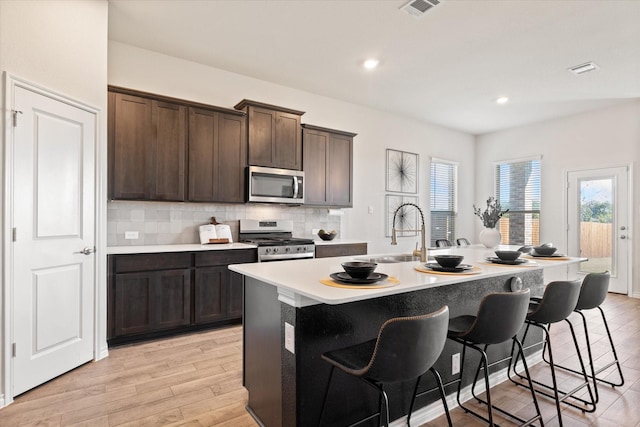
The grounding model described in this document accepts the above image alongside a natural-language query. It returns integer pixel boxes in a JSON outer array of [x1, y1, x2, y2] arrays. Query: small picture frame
[[386, 149, 419, 194]]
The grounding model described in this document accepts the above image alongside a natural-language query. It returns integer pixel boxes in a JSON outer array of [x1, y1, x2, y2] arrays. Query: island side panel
[[244, 277, 283, 427], [293, 270, 545, 427]]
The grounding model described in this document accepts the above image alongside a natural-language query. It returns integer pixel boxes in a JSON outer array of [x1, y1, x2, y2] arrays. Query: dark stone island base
[[243, 270, 545, 427]]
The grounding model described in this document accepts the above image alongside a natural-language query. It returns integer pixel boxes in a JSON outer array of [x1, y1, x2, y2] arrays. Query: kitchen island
[[229, 246, 583, 427]]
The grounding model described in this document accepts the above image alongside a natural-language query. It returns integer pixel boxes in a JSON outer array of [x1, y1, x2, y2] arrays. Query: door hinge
[[12, 343, 16, 357], [12, 110, 23, 127], [12, 227, 17, 242]]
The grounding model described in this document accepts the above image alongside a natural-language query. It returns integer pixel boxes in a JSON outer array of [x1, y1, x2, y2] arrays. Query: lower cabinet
[[194, 267, 244, 324], [315, 243, 368, 258], [108, 249, 256, 345], [114, 269, 191, 337]]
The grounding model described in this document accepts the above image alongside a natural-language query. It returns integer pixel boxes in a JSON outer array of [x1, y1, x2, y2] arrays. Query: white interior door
[[11, 84, 96, 396], [567, 167, 629, 294]]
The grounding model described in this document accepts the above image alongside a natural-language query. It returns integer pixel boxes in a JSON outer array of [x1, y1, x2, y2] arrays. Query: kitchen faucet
[[391, 202, 427, 262]]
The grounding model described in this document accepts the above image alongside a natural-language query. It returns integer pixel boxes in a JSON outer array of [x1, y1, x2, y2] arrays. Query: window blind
[[495, 158, 541, 245], [430, 160, 457, 246]]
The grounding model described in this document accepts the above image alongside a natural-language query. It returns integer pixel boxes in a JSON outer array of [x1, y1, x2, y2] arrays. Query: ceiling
[[108, 0, 640, 135]]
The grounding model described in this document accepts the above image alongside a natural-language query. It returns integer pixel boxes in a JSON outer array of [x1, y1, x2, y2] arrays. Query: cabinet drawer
[[315, 243, 367, 258], [195, 249, 257, 267], [114, 253, 191, 273]]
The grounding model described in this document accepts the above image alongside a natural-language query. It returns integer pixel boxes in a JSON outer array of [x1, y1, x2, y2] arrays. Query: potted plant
[[473, 196, 509, 247]]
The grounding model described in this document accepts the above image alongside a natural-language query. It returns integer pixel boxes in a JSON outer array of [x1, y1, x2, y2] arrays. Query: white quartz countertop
[[107, 242, 257, 255], [229, 245, 584, 306]]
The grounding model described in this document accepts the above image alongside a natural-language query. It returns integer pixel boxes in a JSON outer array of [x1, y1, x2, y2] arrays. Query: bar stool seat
[[510, 280, 596, 426], [447, 288, 543, 427], [542, 272, 624, 403], [317, 306, 451, 427]]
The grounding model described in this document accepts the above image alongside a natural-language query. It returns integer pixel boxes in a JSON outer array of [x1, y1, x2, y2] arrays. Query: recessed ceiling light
[[568, 61, 599, 75], [496, 97, 509, 105], [363, 58, 379, 70]]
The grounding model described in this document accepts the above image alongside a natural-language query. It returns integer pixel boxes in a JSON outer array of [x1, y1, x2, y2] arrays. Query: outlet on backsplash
[[311, 228, 320, 235], [124, 231, 139, 240]]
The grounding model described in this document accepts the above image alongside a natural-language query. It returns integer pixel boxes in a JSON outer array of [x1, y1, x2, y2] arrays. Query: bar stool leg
[[597, 306, 625, 387], [430, 367, 453, 427], [455, 341, 495, 426], [318, 366, 335, 427], [542, 308, 624, 400]]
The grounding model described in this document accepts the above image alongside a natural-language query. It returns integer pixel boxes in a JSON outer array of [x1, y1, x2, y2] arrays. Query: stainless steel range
[[239, 219, 315, 262]]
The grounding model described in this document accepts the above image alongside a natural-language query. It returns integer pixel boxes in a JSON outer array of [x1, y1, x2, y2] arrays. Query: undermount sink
[[355, 254, 422, 263]]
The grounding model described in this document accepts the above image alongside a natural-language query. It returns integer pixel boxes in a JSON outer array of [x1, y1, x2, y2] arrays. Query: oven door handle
[[260, 252, 314, 262]]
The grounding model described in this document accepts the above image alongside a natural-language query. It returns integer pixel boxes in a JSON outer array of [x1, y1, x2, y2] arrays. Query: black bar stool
[[456, 238, 471, 246], [447, 289, 543, 426], [436, 239, 454, 247], [509, 280, 596, 426], [317, 306, 451, 427], [541, 272, 624, 402]]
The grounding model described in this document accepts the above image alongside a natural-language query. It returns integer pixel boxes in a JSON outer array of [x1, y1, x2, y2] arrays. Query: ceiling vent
[[400, 0, 441, 18], [568, 61, 599, 75]]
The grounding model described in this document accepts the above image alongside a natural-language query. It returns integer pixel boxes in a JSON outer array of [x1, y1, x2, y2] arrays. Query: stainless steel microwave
[[247, 166, 305, 204]]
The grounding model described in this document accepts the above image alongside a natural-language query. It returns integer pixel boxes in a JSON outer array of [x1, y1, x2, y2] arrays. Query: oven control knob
[[285, 247, 291, 253], [296, 247, 302, 252], [273, 247, 278, 253], [264, 248, 271, 254]]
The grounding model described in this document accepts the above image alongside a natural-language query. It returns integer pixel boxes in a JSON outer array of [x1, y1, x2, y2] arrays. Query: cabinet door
[[227, 271, 244, 319], [114, 271, 154, 336], [188, 107, 217, 202], [328, 133, 353, 207], [194, 266, 226, 324], [275, 111, 302, 170], [150, 101, 187, 201], [302, 128, 329, 205], [217, 113, 247, 203], [247, 106, 275, 167], [154, 269, 191, 330], [112, 93, 151, 199]]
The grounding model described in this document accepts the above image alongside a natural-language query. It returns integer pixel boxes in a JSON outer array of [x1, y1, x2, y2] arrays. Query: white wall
[[108, 42, 477, 255], [0, 0, 109, 405], [476, 100, 640, 294]]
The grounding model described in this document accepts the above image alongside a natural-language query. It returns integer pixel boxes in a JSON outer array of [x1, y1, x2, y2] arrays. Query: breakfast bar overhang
[[229, 247, 583, 427]]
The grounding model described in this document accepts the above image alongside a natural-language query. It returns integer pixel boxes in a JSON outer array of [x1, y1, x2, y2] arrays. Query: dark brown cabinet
[[110, 253, 191, 339], [108, 249, 256, 345], [315, 243, 367, 258], [188, 107, 247, 203], [108, 90, 187, 201], [108, 86, 246, 203], [302, 124, 356, 207], [235, 99, 305, 170], [193, 250, 256, 324]]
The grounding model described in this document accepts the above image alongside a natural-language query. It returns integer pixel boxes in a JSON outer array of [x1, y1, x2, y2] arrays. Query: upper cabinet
[[302, 124, 356, 207], [109, 91, 187, 201], [108, 87, 246, 203], [188, 107, 246, 203], [234, 99, 305, 170]]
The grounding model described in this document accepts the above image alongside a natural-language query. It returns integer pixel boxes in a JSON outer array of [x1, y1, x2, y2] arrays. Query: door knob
[[75, 246, 96, 255], [620, 235, 627, 240]]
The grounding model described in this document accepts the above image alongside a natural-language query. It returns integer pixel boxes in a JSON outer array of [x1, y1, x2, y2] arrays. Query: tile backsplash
[[107, 201, 342, 246]]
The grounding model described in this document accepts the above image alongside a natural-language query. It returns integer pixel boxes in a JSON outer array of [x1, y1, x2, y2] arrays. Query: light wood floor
[[1, 293, 639, 426]]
